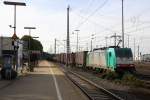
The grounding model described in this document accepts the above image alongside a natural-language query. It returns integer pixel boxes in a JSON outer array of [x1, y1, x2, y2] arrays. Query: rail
[[64, 70, 124, 100]]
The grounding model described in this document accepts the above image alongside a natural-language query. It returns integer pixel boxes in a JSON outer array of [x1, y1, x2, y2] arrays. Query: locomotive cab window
[[109, 52, 112, 57], [115, 49, 132, 58]]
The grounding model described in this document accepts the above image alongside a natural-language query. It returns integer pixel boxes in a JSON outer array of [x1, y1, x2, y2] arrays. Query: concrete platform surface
[[0, 60, 88, 100]]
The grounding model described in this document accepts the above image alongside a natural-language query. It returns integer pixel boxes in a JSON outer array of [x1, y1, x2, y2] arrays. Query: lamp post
[[91, 34, 95, 51], [105, 37, 108, 47], [4, 1, 26, 71], [126, 34, 130, 48], [122, 0, 125, 48], [4, 1, 26, 39], [54, 38, 57, 54], [63, 40, 66, 53], [24, 27, 36, 71], [73, 30, 80, 52]]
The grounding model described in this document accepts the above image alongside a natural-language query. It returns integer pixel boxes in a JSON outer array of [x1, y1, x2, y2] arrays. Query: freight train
[[53, 46, 135, 73]]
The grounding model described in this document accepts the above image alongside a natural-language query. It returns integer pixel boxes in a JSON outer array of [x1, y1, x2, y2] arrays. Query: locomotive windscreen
[[115, 48, 133, 58]]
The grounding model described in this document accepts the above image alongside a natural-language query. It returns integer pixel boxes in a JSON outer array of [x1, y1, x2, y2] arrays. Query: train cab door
[[107, 49, 116, 70]]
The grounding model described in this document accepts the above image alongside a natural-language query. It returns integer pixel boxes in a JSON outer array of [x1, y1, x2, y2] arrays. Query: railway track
[[64, 70, 124, 100]]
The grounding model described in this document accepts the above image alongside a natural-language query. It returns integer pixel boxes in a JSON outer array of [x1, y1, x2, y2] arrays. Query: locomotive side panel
[[94, 50, 107, 69], [86, 50, 107, 69]]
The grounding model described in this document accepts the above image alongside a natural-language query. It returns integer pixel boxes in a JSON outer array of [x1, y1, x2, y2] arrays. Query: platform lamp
[[4, 1, 26, 71], [24, 27, 36, 71]]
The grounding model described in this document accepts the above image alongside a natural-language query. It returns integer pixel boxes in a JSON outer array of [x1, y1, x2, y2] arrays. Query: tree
[[21, 35, 43, 51], [21, 35, 43, 72]]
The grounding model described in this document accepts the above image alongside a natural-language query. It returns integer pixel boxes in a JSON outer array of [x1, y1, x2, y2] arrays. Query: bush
[[122, 74, 137, 82], [122, 73, 144, 87], [104, 72, 119, 80]]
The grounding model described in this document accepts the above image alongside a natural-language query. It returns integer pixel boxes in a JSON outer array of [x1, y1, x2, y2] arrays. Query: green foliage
[[21, 35, 32, 41], [21, 35, 43, 51], [122, 73, 144, 87], [114, 79, 122, 84], [122, 74, 136, 82], [103, 71, 119, 80], [101, 71, 145, 88]]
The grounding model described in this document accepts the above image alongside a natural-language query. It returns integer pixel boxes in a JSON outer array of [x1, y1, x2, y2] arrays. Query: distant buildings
[[141, 54, 150, 62]]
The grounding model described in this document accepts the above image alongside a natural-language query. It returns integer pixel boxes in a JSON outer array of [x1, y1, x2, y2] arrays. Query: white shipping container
[[141, 54, 150, 62], [87, 49, 107, 69]]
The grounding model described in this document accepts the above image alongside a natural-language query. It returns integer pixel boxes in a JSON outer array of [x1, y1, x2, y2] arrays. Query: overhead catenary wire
[[75, 0, 109, 30], [78, 0, 95, 14], [71, 0, 150, 39], [73, 12, 118, 33], [69, 0, 150, 52], [88, 14, 149, 36], [125, 25, 150, 34]]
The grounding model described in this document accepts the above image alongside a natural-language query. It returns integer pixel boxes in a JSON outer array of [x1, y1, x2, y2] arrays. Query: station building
[[0, 36, 23, 71]]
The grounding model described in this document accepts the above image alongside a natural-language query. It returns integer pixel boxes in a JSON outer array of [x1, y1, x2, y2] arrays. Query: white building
[[141, 54, 150, 62]]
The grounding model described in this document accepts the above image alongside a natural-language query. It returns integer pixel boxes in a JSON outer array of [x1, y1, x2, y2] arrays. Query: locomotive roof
[[93, 46, 120, 51]]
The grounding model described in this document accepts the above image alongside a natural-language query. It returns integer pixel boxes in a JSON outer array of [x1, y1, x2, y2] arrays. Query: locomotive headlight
[[130, 64, 134, 67], [117, 64, 120, 67]]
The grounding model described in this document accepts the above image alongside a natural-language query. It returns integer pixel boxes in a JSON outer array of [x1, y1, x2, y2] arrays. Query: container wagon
[[75, 51, 88, 67], [68, 53, 75, 66]]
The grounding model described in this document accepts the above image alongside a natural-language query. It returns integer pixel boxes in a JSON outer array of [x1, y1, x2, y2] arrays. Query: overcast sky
[[0, 0, 150, 56]]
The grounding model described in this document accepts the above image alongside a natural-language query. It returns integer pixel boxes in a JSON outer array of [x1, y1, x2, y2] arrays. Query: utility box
[[0, 37, 23, 79]]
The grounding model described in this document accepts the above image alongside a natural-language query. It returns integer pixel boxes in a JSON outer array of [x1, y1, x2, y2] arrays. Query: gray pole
[[114, 33, 116, 46], [91, 34, 94, 51], [13, 5, 17, 70], [127, 34, 129, 48], [74, 30, 80, 52], [86, 43, 88, 51], [138, 45, 139, 61], [122, 0, 125, 48], [14, 5, 16, 37], [77, 31, 78, 52], [66, 5, 70, 66], [134, 38, 135, 60], [91, 39, 92, 51], [29, 29, 31, 69], [105, 37, 108, 47], [64, 40, 66, 53], [54, 38, 56, 54]]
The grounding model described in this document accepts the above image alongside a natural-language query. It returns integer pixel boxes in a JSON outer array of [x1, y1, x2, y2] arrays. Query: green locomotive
[[86, 46, 135, 73]]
